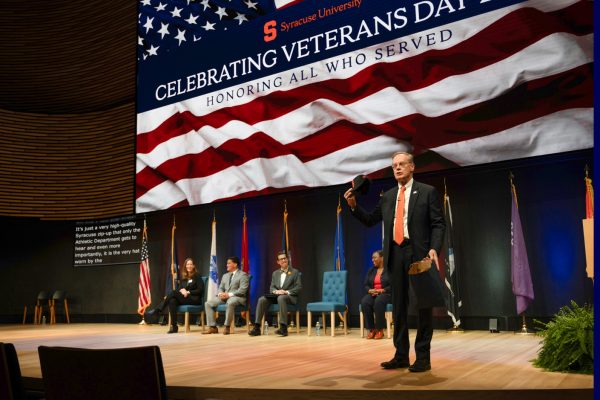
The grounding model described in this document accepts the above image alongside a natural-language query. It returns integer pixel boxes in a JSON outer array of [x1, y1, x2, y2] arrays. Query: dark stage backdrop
[[0, 150, 592, 329]]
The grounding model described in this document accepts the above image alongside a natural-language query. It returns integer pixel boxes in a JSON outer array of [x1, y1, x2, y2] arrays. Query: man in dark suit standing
[[344, 152, 445, 372], [249, 251, 302, 337]]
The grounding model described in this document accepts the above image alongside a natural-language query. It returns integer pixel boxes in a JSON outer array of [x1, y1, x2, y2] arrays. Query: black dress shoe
[[167, 325, 178, 334], [380, 358, 410, 369], [408, 361, 431, 372], [248, 327, 261, 336], [275, 327, 288, 337]]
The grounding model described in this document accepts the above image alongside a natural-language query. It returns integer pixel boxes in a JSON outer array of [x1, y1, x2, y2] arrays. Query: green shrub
[[533, 301, 593, 374]]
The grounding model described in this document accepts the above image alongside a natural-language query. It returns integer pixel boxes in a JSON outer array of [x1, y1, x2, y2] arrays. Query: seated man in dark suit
[[204, 256, 249, 335], [249, 251, 302, 337]]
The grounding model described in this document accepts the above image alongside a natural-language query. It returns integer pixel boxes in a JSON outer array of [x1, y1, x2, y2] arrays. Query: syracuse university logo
[[263, 20, 277, 42]]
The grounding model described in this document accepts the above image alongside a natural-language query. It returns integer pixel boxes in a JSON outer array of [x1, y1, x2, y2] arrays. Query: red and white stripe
[[136, 0, 593, 212], [137, 231, 151, 315], [138, 258, 151, 315]]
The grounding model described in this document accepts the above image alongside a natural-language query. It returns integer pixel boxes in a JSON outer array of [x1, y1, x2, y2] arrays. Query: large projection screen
[[136, 0, 593, 213]]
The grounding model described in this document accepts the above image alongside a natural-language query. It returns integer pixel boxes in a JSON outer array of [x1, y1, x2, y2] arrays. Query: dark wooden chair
[[49, 290, 70, 324], [23, 291, 51, 324], [0, 342, 26, 400], [38, 345, 168, 400]]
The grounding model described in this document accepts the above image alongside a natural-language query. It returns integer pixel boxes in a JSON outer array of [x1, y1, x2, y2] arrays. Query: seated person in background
[[148, 257, 204, 334], [249, 251, 302, 337], [204, 256, 249, 335], [361, 250, 391, 339]]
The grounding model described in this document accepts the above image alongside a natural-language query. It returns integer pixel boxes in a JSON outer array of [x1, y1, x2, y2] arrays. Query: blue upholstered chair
[[215, 275, 252, 334], [359, 303, 393, 339], [306, 271, 348, 336], [173, 276, 208, 333]]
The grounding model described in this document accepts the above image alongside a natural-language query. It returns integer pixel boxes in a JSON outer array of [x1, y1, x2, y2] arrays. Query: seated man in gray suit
[[204, 256, 249, 335], [249, 251, 302, 337]]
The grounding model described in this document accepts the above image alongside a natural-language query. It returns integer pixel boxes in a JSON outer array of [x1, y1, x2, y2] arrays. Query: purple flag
[[510, 182, 534, 315]]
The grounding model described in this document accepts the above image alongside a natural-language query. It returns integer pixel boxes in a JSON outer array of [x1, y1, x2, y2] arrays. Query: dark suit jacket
[[180, 275, 204, 304], [364, 267, 391, 294], [351, 180, 445, 274], [269, 267, 302, 304]]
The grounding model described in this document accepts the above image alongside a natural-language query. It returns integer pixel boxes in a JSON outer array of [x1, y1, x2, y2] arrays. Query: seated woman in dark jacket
[[149, 257, 204, 334], [361, 250, 391, 339]]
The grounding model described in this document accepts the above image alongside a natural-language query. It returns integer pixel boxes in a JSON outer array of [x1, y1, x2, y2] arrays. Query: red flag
[[137, 221, 151, 315], [241, 206, 249, 274], [583, 171, 593, 280], [585, 175, 593, 219]]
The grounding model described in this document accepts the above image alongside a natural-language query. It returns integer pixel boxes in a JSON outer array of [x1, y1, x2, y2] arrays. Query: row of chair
[[23, 291, 70, 325], [0, 342, 167, 400], [172, 271, 383, 337]]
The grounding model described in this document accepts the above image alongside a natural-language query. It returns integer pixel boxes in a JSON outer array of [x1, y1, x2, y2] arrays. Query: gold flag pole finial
[[443, 178, 448, 208], [509, 172, 518, 209], [213, 209, 216, 222]]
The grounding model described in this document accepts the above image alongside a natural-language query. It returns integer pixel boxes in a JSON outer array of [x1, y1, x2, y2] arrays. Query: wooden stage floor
[[1, 323, 592, 400]]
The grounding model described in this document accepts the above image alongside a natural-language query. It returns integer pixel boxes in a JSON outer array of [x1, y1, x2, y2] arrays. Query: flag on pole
[[207, 214, 219, 300], [333, 197, 346, 271], [585, 171, 594, 219], [510, 175, 534, 315], [165, 219, 179, 295], [282, 201, 292, 266], [380, 190, 385, 247], [582, 168, 593, 279], [442, 184, 462, 328], [137, 220, 151, 315], [241, 206, 249, 274]]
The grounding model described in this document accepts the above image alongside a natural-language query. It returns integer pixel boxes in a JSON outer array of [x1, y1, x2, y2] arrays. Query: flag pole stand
[[139, 317, 147, 325], [447, 325, 464, 333], [515, 314, 534, 335]]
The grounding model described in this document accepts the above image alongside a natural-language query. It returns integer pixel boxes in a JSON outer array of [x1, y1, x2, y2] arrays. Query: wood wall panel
[[0, 1, 138, 219], [0, 1, 136, 114], [0, 105, 135, 220]]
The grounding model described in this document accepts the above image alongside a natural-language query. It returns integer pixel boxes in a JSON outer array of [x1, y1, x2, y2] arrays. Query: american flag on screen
[[138, 0, 284, 60], [136, 0, 593, 212]]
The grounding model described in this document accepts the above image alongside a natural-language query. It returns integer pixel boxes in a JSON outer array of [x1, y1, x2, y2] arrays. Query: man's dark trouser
[[389, 241, 433, 363]]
